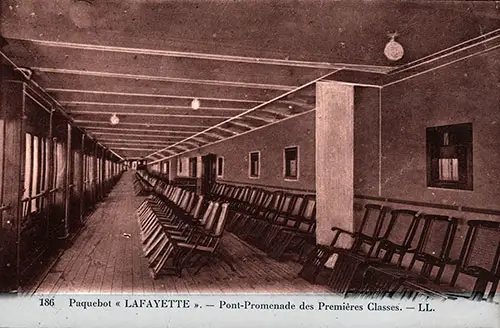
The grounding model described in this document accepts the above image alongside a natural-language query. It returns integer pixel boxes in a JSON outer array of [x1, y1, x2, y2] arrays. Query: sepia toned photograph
[[0, 0, 499, 326]]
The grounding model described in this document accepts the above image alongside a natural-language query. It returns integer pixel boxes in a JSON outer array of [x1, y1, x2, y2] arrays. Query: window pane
[[32, 135, 39, 212], [250, 152, 259, 177], [284, 147, 298, 178], [217, 157, 224, 176], [23, 133, 32, 200]]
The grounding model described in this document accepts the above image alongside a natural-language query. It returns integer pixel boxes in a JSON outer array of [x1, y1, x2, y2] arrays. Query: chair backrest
[[190, 195, 205, 219], [268, 191, 284, 212], [358, 204, 387, 239], [301, 196, 316, 221], [199, 201, 214, 226], [212, 203, 230, 237], [460, 220, 500, 276], [223, 185, 234, 199], [280, 193, 297, 216], [416, 214, 457, 261], [293, 195, 316, 232], [259, 191, 274, 209], [179, 191, 192, 210], [381, 209, 421, 248], [210, 182, 221, 196], [204, 202, 221, 231], [374, 209, 420, 265], [239, 187, 251, 203], [184, 193, 197, 214], [247, 188, 260, 205]]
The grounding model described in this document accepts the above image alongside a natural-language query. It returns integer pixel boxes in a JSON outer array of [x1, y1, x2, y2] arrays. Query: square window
[[249, 151, 260, 178], [284, 146, 299, 180], [426, 123, 473, 190]]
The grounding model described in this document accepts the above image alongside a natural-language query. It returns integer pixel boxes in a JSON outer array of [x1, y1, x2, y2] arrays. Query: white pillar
[[315, 81, 354, 247]]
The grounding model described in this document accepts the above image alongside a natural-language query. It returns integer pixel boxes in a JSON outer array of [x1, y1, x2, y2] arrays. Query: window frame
[[283, 145, 299, 181], [426, 122, 473, 191], [248, 151, 261, 179], [216, 156, 224, 178]]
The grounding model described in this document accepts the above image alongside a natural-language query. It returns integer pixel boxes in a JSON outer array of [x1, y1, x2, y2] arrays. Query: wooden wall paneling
[[0, 81, 25, 291]]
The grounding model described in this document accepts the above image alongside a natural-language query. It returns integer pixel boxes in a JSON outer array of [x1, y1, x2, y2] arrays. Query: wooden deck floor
[[34, 171, 329, 295]]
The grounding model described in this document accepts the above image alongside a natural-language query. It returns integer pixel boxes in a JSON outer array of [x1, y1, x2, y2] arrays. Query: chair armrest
[[330, 227, 356, 247], [330, 226, 356, 237]]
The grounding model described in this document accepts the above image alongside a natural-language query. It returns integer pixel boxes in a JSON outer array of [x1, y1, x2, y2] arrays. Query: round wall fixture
[[110, 113, 120, 125], [384, 33, 404, 62], [191, 98, 201, 110], [69, 0, 93, 29]]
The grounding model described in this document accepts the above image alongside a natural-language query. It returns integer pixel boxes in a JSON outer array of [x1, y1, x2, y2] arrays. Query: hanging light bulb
[[384, 32, 404, 62], [110, 113, 120, 125], [191, 98, 201, 110]]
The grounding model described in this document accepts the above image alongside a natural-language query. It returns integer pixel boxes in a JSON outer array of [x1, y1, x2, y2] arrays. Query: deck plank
[[34, 171, 329, 295]]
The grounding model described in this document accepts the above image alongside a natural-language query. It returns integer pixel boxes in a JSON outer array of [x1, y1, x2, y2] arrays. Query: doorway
[[201, 153, 217, 195]]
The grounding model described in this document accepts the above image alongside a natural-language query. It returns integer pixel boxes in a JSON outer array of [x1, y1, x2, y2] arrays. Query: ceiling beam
[[244, 115, 277, 124], [224, 121, 254, 130], [74, 119, 210, 129], [46, 88, 262, 103], [214, 127, 238, 135], [111, 147, 162, 151], [85, 126, 197, 134], [32, 67, 295, 91], [18, 38, 394, 72], [89, 132, 187, 139], [60, 101, 248, 112], [100, 139, 176, 144], [201, 132, 224, 139], [259, 109, 290, 119], [68, 110, 231, 119]]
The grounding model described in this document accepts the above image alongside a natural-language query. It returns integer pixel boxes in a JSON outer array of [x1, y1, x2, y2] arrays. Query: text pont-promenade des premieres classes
[[68, 298, 408, 312]]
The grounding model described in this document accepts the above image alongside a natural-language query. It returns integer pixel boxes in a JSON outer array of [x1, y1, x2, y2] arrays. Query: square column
[[315, 81, 355, 247]]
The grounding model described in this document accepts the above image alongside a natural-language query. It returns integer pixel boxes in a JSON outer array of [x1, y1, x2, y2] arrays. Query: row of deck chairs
[[299, 204, 500, 302], [133, 171, 154, 196], [136, 178, 231, 278], [208, 182, 317, 261]]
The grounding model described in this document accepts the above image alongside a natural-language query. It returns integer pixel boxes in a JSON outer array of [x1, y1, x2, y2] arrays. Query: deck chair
[[298, 204, 387, 284], [260, 194, 304, 250], [327, 209, 421, 294], [145, 202, 221, 278], [176, 203, 232, 275], [226, 187, 262, 232], [242, 191, 285, 245], [266, 196, 317, 261], [356, 214, 458, 299], [405, 219, 500, 302]]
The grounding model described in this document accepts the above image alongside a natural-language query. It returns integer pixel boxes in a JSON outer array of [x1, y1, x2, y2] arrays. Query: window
[[427, 123, 473, 190], [178, 158, 183, 173], [284, 146, 299, 180], [189, 157, 197, 178], [249, 151, 260, 178], [217, 157, 224, 178]]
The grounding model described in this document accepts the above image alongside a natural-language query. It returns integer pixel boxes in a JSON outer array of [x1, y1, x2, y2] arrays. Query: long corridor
[[34, 172, 328, 295]]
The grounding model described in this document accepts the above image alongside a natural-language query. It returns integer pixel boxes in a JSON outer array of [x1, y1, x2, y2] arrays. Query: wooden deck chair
[[326, 209, 420, 294], [298, 204, 387, 284], [266, 196, 317, 261], [260, 194, 304, 250], [175, 203, 232, 275]]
